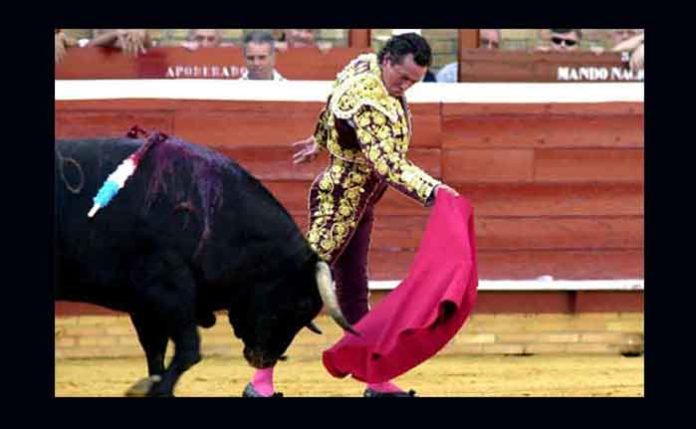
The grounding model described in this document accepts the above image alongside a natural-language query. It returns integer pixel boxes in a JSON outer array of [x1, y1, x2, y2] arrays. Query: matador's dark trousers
[[331, 183, 388, 325]]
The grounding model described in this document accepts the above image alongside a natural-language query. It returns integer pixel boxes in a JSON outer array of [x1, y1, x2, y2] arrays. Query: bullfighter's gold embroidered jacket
[[307, 53, 441, 263]]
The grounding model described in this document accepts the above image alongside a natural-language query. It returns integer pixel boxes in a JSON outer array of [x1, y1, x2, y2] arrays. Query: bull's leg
[[126, 251, 202, 397], [148, 323, 201, 397], [130, 312, 168, 376]]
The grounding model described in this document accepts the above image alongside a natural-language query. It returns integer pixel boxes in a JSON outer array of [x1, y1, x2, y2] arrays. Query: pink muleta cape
[[322, 192, 479, 383]]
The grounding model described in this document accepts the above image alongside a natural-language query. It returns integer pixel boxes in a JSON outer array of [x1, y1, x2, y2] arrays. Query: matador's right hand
[[292, 136, 320, 164], [436, 184, 459, 197]]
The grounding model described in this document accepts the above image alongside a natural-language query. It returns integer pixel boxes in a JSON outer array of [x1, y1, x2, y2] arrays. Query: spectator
[[612, 32, 644, 72], [181, 29, 225, 51], [436, 29, 500, 83], [582, 29, 642, 55], [628, 41, 644, 71], [59, 29, 93, 47], [479, 28, 501, 49], [88, 29, 152, 57], [284, 29, 315, 47], [537, 29, 582, 52], [610, 29, 641, 47], [55, 29, 78, 64], [275, 29, 333, 53], [240, 31, 285, 80]]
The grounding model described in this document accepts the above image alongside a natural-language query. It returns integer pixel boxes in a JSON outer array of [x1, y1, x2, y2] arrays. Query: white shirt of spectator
[[240, 68, 286, 81], [436, 62, 458, 83]]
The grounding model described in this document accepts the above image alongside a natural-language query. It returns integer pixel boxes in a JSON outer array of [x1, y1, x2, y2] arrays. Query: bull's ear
[[306, 321, 322, 335]]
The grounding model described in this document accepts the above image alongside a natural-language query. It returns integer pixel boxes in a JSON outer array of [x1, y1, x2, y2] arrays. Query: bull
[[54, 132, 356, 397]]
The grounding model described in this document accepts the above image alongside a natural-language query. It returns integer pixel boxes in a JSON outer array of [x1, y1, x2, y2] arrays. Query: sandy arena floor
[[55, 352, 643, 397]]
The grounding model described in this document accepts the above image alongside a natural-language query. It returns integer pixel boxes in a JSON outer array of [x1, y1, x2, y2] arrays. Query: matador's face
[[380, 53, 426, 98]]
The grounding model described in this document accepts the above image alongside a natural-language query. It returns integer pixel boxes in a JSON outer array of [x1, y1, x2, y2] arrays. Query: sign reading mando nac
[[556, 52, 643, 81], [556, 66, 644, 81]]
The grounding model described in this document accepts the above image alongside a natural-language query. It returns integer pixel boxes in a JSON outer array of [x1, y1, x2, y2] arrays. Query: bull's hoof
[[125, 375, 162, 397]]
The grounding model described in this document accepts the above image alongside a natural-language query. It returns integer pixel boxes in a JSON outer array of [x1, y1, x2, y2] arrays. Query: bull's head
[[230, 260, 357, 369]]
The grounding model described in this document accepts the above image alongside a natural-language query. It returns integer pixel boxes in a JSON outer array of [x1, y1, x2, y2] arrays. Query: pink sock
[[367, 381, 404, 393], [251, 367, 275, 396]]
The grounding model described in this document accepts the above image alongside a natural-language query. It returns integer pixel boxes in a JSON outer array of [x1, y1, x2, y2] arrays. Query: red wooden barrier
[[55, 94, 644, 314], [55, 47, 641, 82]]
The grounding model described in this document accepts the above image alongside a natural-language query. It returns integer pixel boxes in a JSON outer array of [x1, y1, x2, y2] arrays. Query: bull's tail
[[87, 131, 169, 218]]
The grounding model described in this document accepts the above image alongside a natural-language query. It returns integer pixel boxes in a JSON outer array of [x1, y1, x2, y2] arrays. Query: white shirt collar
[[240, 68, 285, 81]]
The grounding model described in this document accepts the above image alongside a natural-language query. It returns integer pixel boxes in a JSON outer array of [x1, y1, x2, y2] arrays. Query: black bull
[[55, 134, 355, 396]]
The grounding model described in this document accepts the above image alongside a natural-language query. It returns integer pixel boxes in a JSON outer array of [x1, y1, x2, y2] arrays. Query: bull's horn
[[316, 261, 360, 336], [306, 321, 323, 335]]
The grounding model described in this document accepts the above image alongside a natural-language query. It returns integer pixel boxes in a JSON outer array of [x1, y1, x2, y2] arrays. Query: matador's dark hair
[[377, 33, 432, 68]]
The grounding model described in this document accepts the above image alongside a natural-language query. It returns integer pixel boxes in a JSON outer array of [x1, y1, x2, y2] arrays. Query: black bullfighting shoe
[[242, 383, 284, 398], [363, 388, 417, 397]]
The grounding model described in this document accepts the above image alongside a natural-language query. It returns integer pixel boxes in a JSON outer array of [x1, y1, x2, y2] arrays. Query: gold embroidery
[[373, 111, 386, 125], [320, 201, 334, 215], [319, 176, 333, 191], [331, 164, 344, 175], [368, 146, 381, 162], [376, 126, 391, 140], [376, 161, 389, 175], [307, 156, 373, 261], [346, 186, 362, 199], [357, 114, 371, 128], [337, 202, 352, 216], [332, 223, 348, 238], [307, 230, 320, 244], [320, 239, 335, 250], [351, 172, 367, 185]]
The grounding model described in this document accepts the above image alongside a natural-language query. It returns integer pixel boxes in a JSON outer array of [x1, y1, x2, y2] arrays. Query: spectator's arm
[[87, 30, 122, 47], [55, 30, 78, 64], [88, 29, 151, 56], [55, 31, 67, 64], [611, 33, 644, 72], [611, 33, 644, 52], [630, 43, 644, 71]]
